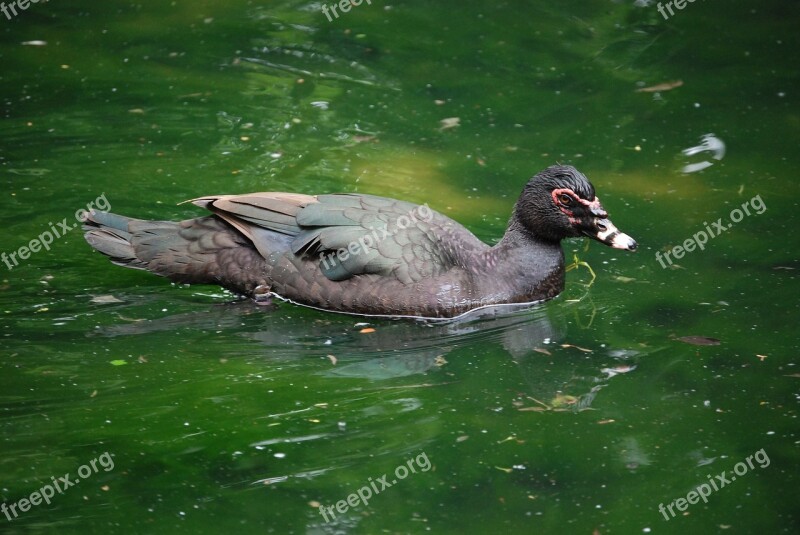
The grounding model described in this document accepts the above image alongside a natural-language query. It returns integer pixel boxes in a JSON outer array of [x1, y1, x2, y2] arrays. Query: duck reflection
[[93, 295, 638, 410]]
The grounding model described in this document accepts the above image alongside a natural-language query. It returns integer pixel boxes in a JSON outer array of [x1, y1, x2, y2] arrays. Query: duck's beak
[[578, 200, 637, 251], [586, 218, 638, 251]]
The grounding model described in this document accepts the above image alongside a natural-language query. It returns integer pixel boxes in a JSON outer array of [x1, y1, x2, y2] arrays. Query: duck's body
[[84, 165, 636, 318]]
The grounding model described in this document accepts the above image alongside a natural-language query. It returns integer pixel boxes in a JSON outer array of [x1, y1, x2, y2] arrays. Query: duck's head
[[514, 165, 637, 251]]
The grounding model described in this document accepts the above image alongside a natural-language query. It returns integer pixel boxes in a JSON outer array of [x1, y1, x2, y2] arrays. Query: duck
[[83, 165, 636, 318]]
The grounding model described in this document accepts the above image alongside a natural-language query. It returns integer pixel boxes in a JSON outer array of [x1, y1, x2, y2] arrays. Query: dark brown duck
[[84, 165, 636, 318]]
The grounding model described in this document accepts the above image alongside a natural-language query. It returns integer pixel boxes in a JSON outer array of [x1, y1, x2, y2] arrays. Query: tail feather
[[84, 212, 148, 270], [83, 211, 266, 292]]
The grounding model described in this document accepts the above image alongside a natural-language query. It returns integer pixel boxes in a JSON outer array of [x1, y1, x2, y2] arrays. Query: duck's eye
[[558, 193, 572, 206]]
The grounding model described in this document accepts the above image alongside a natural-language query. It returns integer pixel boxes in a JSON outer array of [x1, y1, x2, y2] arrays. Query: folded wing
[[190, 192, 483, 284]]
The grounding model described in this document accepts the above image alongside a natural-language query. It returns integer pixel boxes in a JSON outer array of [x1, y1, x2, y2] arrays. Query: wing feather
[[189, 192, 484, 282]]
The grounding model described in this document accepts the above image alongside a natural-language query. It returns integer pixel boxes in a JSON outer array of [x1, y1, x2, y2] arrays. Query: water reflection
[[93, 294, 641, 412]]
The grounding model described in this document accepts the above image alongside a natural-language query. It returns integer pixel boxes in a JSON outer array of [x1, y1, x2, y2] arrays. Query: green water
[[1, 0, 798, 533]]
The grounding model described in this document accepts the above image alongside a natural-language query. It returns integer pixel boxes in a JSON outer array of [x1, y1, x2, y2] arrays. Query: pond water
[[1, 0, 798, 533]]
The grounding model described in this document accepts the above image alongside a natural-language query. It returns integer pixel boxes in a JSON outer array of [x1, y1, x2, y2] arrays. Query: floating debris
[[254, 476, 288, 485], [601, 365, 637, 378], [677, 335, 721, 346], [681, 134, 726, 174], [683, 134, 726, 159], [8, 168, 51, 176], [439, 117, 460, 131], [551, 393, 578, 408], [91, 295, 123, 304], [561, 343, 593, 353], [636, 79, 683, 93], [682, 161, 714, 173]]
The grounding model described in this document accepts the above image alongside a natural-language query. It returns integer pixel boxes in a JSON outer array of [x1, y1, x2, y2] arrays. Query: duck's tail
[[83, 211, 265, 292], [83, 211, 162, 271]]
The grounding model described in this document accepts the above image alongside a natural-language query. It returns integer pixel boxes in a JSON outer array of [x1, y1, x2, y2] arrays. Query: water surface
[[1, 0, 798, 533]]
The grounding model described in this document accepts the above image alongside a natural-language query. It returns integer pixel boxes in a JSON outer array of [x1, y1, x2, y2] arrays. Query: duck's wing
[[189, 192, 487, 283]]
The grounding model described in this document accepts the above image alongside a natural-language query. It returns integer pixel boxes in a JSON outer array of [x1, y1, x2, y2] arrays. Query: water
[[1, 0, 798, 533]]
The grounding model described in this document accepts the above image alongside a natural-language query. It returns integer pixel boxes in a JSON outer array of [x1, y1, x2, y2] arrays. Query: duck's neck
[[472, 219, 565, 303]]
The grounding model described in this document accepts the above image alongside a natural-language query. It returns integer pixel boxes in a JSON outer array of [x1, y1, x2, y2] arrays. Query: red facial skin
[[550, 188, 607, 225]]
